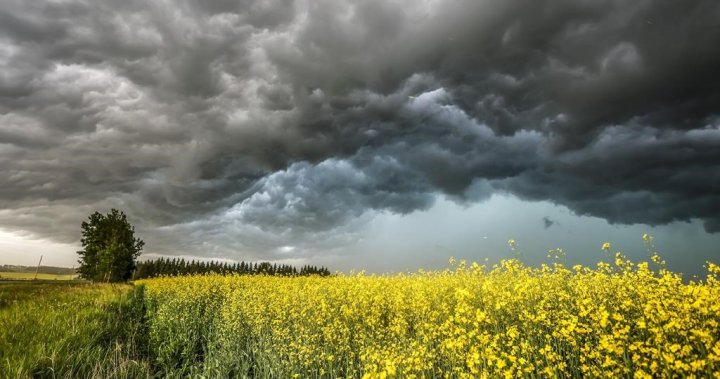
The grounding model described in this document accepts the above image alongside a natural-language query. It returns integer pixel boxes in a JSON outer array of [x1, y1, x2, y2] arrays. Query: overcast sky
[[1, 0, 719, 274]]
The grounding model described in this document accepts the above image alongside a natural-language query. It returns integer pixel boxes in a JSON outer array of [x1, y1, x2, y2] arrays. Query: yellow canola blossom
[[138, 257, 720, 378]]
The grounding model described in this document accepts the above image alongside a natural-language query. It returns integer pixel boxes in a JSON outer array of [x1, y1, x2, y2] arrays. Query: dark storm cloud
[[1, 0, 719, 257], [503, 124, 720, 232], [543, 217, 556, 229]]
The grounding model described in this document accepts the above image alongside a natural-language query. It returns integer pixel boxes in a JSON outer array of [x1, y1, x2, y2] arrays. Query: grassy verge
[[0, 282, 151, 378]]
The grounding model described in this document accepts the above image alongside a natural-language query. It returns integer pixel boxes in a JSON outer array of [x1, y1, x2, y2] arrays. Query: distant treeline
[[132, 258, 331, 279], [0, 265, 77, 275]]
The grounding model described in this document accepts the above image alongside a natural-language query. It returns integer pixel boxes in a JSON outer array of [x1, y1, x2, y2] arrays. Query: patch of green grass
[[0, 271, 79, 280], [0, 283, 150, 378]]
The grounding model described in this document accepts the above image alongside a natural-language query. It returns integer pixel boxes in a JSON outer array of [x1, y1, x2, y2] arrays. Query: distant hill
[[0, 265, 77, 275]]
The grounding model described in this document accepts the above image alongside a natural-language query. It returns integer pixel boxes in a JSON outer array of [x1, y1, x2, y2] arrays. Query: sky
[[1, 0, 719, 275]]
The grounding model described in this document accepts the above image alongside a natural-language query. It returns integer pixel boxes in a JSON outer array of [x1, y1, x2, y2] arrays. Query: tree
[[77, 209, 144, 282]]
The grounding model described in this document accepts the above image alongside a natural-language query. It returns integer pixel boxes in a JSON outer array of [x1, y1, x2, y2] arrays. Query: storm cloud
[[1, 0, 719, 258]]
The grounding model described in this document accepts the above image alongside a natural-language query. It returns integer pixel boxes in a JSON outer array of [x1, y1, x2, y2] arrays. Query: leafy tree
[[77, 209, 144, 282]]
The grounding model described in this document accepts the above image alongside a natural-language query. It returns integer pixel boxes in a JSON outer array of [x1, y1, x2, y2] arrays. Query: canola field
[[138, 255, 720, 378]]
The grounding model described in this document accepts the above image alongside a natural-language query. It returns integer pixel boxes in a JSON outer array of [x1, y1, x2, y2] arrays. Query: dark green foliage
[[133, 258, 330, 279], [77, 209, 144, 282]]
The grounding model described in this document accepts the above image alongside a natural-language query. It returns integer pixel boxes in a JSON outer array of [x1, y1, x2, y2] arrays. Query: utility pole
[[33, 255, 43, 280]]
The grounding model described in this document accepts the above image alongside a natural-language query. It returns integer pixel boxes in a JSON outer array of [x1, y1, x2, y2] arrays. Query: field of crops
[[0, 271, 79, 280], [2, 253, 719, 378], [0, 282, 150, 378], [137, 256, 720, 378]]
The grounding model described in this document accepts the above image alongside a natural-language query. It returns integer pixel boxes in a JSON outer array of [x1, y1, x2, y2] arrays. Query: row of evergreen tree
[[132, 257, 331, 279]]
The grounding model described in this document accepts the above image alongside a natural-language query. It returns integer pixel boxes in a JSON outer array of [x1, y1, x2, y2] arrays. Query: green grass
[[0, 271, 80, 280], [0, 282, 151, 378]]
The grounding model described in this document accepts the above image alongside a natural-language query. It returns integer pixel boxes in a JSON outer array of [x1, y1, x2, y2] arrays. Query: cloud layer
[[1, 0, 719, 258]]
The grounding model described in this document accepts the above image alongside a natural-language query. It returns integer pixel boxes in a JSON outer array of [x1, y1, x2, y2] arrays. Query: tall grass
[[0, 283, 150, 378]]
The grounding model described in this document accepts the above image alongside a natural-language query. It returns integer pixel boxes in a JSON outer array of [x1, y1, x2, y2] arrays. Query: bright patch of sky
[[3, 194, 717, 279]]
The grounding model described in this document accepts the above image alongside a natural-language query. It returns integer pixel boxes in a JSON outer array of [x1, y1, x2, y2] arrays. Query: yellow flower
[[135, 245, 720, 378]]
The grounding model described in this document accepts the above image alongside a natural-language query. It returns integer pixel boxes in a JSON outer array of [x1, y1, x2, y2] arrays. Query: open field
[[2, 257, 720, 378], [0, 271, 79, 280]]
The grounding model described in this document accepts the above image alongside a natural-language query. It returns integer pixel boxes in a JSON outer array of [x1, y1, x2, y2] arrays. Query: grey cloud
[[502, 124, 720, 232], [0, 0, 719, 258], [233, 156, 434, 233], [543, 217, 556, 229]]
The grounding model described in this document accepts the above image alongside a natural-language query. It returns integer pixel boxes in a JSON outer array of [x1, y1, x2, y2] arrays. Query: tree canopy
[[77, 209, 144, 282], [133, 257, 331, 279]]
